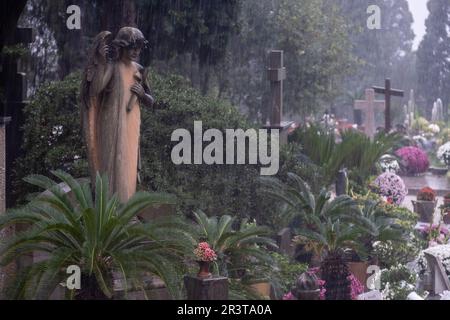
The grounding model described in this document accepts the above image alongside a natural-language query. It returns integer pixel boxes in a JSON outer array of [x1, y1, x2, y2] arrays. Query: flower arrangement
[[283, 267, 326, 300], [419, 224, 449, 247], [381, 264, 417, 300], [412, 117, 430, 131], [428, 124, 441, 135], [437, 142, 450, 166], [371, 172, 408, 205], [395, 146, 429, 175], [417, 187, 436, 202], [348, 273, 364, 300], [284, 268, 363, 300], [194, 242, 217, 262]]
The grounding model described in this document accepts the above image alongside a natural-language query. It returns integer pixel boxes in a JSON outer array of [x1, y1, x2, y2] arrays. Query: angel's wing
[[80, 31, 113, 109], [80, 31, 113, 182]]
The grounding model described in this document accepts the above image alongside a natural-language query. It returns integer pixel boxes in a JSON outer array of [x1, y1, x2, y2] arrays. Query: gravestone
[[372, 79, 404, 132], [335, 169, 348, 196], [264, 50, 294, 145], [184, 275, 228, 300], [276, 227, 294, 257], [0, 27, 33, 208], [354, 89, 385, 139], [423, 246, 450, 296]]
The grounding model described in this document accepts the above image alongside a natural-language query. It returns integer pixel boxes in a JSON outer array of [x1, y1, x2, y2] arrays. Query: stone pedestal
[[263, 121, 295, 146], [184, 275, 228, 300]]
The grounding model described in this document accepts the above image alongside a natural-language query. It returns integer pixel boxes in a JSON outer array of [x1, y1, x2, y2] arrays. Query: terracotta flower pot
[[197, 261, 212, 278], [249, 281, 271, 299], [348, 261, 369, 292], [412, 200, 436, 223]]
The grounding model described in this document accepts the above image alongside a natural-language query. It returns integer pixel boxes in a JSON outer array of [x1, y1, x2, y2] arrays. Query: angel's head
[[112, 27, 148, 62]]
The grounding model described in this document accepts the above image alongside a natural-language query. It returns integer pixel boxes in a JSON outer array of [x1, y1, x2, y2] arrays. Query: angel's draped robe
[[82, 61, 141, 202]]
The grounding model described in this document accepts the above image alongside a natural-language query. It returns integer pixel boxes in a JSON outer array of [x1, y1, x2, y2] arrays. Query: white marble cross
[[354, 89, 385, 139]]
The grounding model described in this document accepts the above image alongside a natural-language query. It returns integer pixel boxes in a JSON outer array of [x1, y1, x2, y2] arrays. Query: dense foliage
[[1, 171, 193, 299]]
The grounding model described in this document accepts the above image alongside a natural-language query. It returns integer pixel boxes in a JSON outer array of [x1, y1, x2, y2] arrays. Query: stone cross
[[354, 89, 385, 139], [264, 50, 295, 145], [267, 50, 286, 127], [372, 79, 404, 132]]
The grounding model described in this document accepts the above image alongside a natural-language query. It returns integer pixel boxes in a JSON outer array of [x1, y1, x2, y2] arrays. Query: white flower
[[429, 124, 441, 134], [437, 142, 450, 165]]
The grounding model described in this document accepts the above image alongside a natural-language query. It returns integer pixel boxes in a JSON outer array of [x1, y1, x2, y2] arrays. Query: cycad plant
[[192, 210, 277, 279], [0, 170, 194, 299], [357, 200, 406, 255], [260, 173, 376, 300], [290, 125, 401, 190]]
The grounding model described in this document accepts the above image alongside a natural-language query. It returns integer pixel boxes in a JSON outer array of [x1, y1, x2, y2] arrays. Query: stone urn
[[292, 272, 321, 300], [197, 261, 212, 278], [412, 200, 437, 223]]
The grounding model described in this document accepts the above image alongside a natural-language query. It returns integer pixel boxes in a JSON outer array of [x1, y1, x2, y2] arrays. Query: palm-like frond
[[192, 210, 277, 277], [0, 171, 192, 299]]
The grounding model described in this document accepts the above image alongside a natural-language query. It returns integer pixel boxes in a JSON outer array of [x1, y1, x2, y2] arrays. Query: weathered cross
[[267, 50, 286, 127], [354, 89, 385, 139], [372, 79, 404, 132]]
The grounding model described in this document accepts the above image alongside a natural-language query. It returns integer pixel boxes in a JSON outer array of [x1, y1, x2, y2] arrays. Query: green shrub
[[12, 72, 87, 204], [13, 71, 285, 222]]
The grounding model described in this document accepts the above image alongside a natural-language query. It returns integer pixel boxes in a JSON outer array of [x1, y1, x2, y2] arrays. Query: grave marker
[[264, 50, 294, 145], [372, 79, 404, 132], [354, 89, 385, 139]]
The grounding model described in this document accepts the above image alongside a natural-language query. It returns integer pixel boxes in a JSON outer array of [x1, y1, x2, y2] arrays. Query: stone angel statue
[[80, 27, 155, 202]]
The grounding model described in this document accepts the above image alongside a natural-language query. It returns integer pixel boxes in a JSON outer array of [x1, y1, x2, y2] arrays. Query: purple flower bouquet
[[371, 172, 408, 205], [395, 146, 429, 175]]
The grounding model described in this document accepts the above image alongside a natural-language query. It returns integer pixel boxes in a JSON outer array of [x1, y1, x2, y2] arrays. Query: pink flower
[[429, 240, 439, 247], [395, 146, 429, 174], [319, 287, 326, 300], [372, 172, 407, 205], [198, 242, 210, 250], [194, 242, 217, 262], [348, 274, 364, 300], [283, 292, 295, 300]]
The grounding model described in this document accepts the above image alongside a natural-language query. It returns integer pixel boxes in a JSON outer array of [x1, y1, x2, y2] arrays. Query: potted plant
[[412, 187, 437, 223], [0, 171, 192, 299], [395, 146, 429, 176], [370, 172, 408, 206], [193, 242, 217, 278], [192, 211, 277, 298], [292, 271, 321, 300]]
